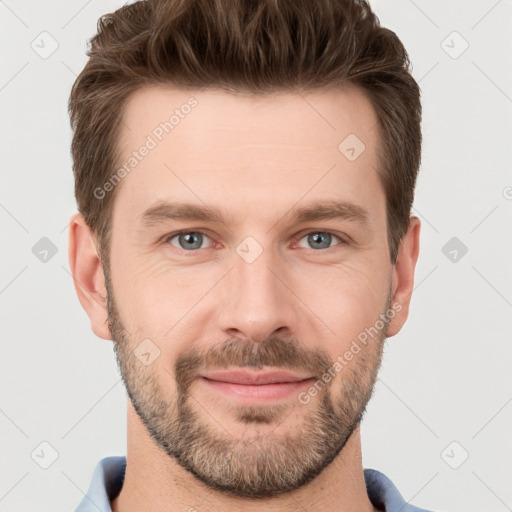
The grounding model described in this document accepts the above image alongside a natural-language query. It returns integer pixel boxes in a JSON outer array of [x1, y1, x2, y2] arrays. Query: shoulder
[[73, 456, 126, 512], [364, 468, 436, 512]]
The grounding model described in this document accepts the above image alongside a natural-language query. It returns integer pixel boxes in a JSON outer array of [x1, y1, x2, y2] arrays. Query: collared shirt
[[74, 456, 434, 512]]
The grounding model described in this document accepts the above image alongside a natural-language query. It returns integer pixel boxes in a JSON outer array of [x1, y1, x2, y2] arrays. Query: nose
[[216, 245, 299, 344]]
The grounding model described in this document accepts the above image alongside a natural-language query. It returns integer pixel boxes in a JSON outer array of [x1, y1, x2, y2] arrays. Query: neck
[[112, 401, 379, 512]]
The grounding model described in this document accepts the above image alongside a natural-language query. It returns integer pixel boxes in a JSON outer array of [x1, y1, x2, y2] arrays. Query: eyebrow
[[138, 199, 369, 229]]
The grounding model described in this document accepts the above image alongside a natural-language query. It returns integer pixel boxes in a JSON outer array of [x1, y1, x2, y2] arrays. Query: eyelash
[[163, 230, 348, 254]]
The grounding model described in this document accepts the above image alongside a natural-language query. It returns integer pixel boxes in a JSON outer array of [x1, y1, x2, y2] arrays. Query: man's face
[[105, 85, 395, 498]]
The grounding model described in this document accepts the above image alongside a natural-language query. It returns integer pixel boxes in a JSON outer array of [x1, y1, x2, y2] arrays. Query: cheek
[[297, 259, 389, 352], [112, 255, 219, 341], [111, 238, 390, 356]]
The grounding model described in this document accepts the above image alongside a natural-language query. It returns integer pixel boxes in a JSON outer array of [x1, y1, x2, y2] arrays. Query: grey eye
[[169, 232, 211, 251], [308, 232, 332, 249], [296, 232, 342, 250]]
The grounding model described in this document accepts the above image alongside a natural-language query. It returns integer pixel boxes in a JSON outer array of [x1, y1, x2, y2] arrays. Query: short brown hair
[[69, 0, 422, 268]]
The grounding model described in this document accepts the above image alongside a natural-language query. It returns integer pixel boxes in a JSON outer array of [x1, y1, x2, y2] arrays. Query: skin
[[69, 84, 420, 512]]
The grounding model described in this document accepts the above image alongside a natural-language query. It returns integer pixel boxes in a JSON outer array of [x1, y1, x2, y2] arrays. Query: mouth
[[198, 369, 316, 402], [200, 369, 314, 385]]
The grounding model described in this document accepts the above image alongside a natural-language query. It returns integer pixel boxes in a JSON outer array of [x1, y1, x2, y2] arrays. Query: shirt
[[73, 456, 434, 512]]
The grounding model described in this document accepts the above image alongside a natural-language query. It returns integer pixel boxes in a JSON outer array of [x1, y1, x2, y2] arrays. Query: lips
[[200, 369, 314, 385]]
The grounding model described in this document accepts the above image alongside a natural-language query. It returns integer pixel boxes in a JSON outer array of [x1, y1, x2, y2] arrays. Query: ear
[[68, 213, 112, 340], [386, 216, 421, 337]]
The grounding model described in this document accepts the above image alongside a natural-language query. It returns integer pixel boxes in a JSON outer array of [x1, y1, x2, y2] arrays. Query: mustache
[[174, 336, 334, 393]]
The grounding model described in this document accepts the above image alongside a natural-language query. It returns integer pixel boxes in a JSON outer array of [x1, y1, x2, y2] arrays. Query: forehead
[[120, 84, 379, 153], [112, 84, 384, 228]]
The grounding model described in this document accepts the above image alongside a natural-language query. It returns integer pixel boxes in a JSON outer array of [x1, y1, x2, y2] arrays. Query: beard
[[104, 268, 389, 499]]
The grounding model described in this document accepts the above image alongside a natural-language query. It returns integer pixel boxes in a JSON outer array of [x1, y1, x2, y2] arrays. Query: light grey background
[[1, 1, 511, 511]]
